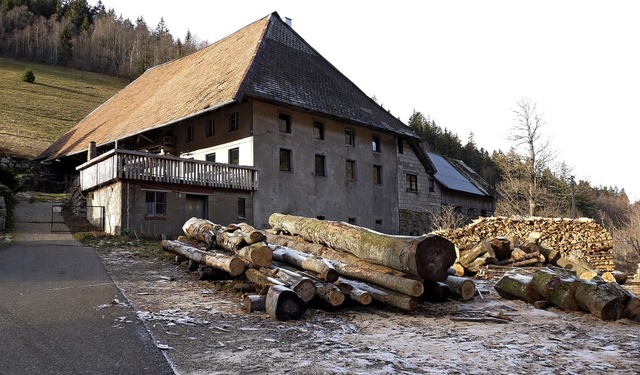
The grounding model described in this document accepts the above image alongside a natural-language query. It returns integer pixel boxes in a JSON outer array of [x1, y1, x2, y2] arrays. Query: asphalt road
[[0, 199, 175, 375]]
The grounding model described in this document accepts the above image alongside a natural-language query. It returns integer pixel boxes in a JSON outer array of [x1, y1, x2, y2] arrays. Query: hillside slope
[[0, 57, 128, 159]]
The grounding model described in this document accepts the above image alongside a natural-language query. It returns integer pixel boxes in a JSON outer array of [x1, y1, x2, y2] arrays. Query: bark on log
[[524, 242, 560, 264], [624, 294, 640, 322], [334, 278, 373, 305], [450, 262, 465, 277], [313, 281, 345, 307], [269, 213, 456, 282], [494, 269, 543, 303], [335, 278, 416, 311], [182, 217, 216, 245], [444, 276, 476, 300], [268, 244, 339, 282], [489, 238, 512, 261], [237, 242, 272, 267], [458, 241, 493, 267], [244, 268, 285, 288], [269, 265, 316, 302], [422, 281, 450, 301], [161, 240, 244, 276], [531, 267, 580, 311], [244, 295, 266, 312], [237, 223, 266, 244], [330, 261, 424, 297], [265, 285, 307, 321], [574, 279, 626, 320]]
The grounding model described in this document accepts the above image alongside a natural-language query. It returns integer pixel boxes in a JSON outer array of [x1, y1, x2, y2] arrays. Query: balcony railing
[[77, 149, 258, 191]]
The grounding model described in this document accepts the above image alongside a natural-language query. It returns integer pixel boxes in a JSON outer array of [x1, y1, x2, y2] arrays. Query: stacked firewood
[[161, 214, 469, 321], [437, 216, 615, 272], [494, 267, 640, 322]]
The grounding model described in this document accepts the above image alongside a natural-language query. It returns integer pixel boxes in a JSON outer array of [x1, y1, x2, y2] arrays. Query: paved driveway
[[0, 200, 175, 374]]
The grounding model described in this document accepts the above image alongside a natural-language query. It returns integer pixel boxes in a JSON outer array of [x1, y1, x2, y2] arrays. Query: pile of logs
[[161, 214, 466, 321], [494, 267, 640, 322], [437, 216, 615, 272]]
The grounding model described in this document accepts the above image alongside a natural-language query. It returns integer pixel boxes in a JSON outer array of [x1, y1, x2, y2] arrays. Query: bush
[[21, 67, 35, 83], [0, 166, 19, 192], [0, 184, 16, 230]]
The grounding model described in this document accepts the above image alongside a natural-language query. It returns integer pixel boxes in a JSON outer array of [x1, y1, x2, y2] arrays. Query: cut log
[[624, 294, 640, 322], [422, 281, 450, 301], [313, 281, 345, 307], [531, 267, 580, 311], [269, 265, 316, 302], [161, 240, 245, 276], [182, 217, 216, 245], [450, 262, 465, 277], [265, 285, 307, 321], [334, 278, 372, 305], [489, 238, 512, 261], [334, 278, 416, 311], [579, 270, 599, 281], [444, 275, 476, 300], [611, 271, 628, 285], [237, 242, 272, 267], [330, 261, 424, 297], [268, 213, 456, 282], [524, 242, 560, 264], [601, 272, 617, 283], [494, 269, 543, 303], [458, 241, 493, 267], [244, 268, 285, 288], [268, 244, 339, 282], [574, 279, 626, 320], [243, 295, 266, 312], [237, 222, 266, 244]]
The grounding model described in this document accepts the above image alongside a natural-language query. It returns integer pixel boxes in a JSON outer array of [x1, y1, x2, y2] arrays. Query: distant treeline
[[0, 0, 207, 78]]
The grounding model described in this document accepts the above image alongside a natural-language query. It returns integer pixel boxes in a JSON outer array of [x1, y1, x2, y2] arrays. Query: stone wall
[[0, 156, 65, 192], [0, 196, 5, 231]]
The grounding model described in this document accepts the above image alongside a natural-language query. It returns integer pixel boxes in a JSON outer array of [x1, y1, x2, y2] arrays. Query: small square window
[[346, 160, 356, 181], [345, 128, 355, 146], [316, 215, 325, 220], [407, 174, 418, 191], [373, 165, 382, 185], [229, 148, 239, 165], [315, 154, 326, 177], [145, 191, 166, 216], [279, 149, 292, 171], [398, 138, 404, 154], [206, 153, 216, 162], [206, 119, 215, 137], [313, 121, 325, 140], [429, 177, 435, 192], [186, 125, 194, 142], [238, 198, 246, 219], [229, 112, 239, 132], [372, 135, 381, 152], [279, 113, 291, 133], [347, 217, 357, 224]]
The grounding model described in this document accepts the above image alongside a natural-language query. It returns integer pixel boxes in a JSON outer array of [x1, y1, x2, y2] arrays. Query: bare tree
[[507, 97, 555, 216], [611, 202, 640, 272], [427, 204, 468, 231]]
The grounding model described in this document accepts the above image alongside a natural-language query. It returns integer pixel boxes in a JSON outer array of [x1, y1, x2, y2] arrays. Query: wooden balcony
[[77, 149, 258, 191]]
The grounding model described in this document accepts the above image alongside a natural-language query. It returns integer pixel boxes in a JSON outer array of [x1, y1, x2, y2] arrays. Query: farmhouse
[[38, 12, 494, 238]]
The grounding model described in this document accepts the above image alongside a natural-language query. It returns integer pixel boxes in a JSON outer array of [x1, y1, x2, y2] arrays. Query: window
[[428, 177, 435, 192], [145, 191, 166, 216], [316, 215, 325, 220], [398, 138, 404, 154], [279, 113, 291, 133], [407, 174, 418, 191], [206, 153, 216, 162], [186, 125, 194, 142], [348, 217, 357, 224], [228, 148, 239, 165], [346, 160, 356, 181], [229, 112, 239, 132], [206, 119, 215, 137], [279, 148, 292, 171], [372, 135, 381, 152], [315, 154, 326, 177], [313, 121, 325, 140], [345, 128, 355, 146], [373, 165, 382, 185], [238, 198, 246, 219]]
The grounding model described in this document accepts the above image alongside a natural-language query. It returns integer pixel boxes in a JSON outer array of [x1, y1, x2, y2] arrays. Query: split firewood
[[458, 241, 493, 268], [443, 275, 476, 301], [334, 278, 372, 305], [265, 285, 307, 320], [497, 250, 541, 266], [450, 262, 465, 277], [269, 213, 456, 282], [524, 242, 561, 264], [494, 269, 543, 304], [161, 240, 245, 277], [334, 278, 416, 311], [268, 244, 339, 282]]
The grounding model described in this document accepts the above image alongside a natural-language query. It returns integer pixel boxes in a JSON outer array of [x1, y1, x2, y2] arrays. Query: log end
[[415, 234, 457, 282], [228, 258, 246, 277]]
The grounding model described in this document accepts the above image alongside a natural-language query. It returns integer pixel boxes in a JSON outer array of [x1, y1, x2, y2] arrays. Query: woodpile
[[436, 216, 615, 272], [162, 214, 465, 321], [494, 267, 640, 322]]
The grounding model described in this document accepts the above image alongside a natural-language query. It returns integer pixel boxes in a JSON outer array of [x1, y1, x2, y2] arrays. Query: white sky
[[95, 0, 640, 202]]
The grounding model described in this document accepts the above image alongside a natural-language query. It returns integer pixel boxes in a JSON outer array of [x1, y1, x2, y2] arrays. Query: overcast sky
[[94, 0, 640, 202]]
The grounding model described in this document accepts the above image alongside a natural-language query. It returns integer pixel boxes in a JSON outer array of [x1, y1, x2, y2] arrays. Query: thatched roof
[[39, 12, 416, 161]]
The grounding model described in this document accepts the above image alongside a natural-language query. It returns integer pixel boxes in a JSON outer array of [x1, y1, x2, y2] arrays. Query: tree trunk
[[161, 240, 245, 277], [265, 285, 307, 321], [531, 267, 580, 311], [334, 278, 373, 305], [574, 280, 626, 320], [268, 244, 339, 282], [182, 217, 216, 245], [269, 213, 456, 282], [334, 278, 416, 311], [444, 275, 476, 300], [237, 222, 266, 244], [243, 295, 266, 312], [236, 242, 272, 267], [494, 269, 543, 303]]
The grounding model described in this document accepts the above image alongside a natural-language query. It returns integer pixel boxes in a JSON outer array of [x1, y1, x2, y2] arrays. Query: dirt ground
[[92, 243, 640, 375]]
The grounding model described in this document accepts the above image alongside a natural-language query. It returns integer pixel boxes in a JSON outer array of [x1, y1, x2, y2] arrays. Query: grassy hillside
[[0, 57, 128, 159]]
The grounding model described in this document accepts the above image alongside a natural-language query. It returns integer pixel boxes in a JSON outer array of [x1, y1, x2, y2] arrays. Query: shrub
[[0, 184, 16, 229], [0, 166, 19, 192], [21, 67, 35, 83]]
